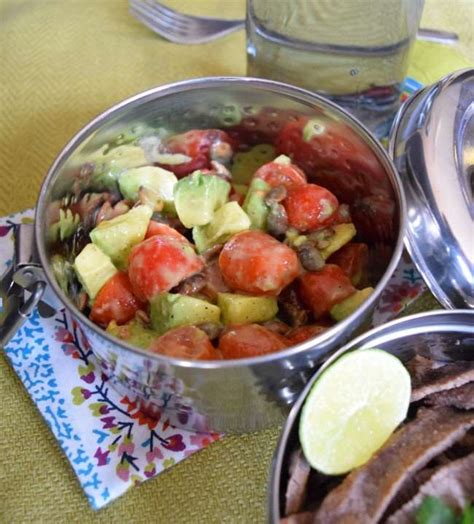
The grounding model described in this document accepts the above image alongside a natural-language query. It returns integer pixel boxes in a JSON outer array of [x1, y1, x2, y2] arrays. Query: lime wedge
[[299, 348, 411, 475]]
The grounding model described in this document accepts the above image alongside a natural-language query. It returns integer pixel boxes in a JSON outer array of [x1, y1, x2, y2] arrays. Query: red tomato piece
[[253, 161, 307, 189], [298, 264, 356, 319], [158, 129, 236, 178], [283, 184, 339, 232], [90, 272, 144, 327], [328, 243, 369, 287], [145, 221, 189, 243], [219, 324, 288, 359], [287, 324, 327, 345], [218, 231, 300, 296], [150, 326, 220, 360], [128, 236, 204, 302], [275, 117, 389, 203]]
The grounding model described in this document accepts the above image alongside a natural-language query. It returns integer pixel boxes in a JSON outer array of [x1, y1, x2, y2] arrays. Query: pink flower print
[[55, 327, 73, 343], [89, 402, 111, 417], [78, 364, 95, 384], [145, 447, 164, 463], [116, 462, 130, 482], [189, 432, 220, 448], [163, 434, 185, 452], [94, 447, 110, 466], [118, 437, 135, 455], [0, 225, 12, 237]]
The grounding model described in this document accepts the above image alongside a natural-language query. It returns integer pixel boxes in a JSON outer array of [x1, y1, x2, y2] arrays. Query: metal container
[[0, 77, 405, 433], [268, 309, 474, 522]]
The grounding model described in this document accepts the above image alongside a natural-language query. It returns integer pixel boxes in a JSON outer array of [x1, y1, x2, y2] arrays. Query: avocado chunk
[[217, 293, 278, 325], [192, 201, 251, 253], [242, 178, 271, 230], [231, 144, 276, 184], [320, 223, 357, 260], [107, 318, 157, 350], [90, 205, 152, 269], [330, 287, 374, 321], [151, 293, 221, 334], [73, 243, 118, 300], [118, 165, 177, 212], [174, 171, 230, 228]]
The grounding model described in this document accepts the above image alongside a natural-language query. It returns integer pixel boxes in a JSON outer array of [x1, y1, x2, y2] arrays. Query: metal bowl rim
[[35, 75, 407, 370]]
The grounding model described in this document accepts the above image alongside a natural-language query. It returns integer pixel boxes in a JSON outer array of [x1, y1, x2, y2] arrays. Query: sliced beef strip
[[423, 381, 474, 410], [411, 361, 474, 402], [313, 407, 474, 524], [280, 512, 314, 524], [387, 452, 474, 524], [285, 449, 311, 516]]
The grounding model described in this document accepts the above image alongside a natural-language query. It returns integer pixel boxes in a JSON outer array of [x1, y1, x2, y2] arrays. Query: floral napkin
[[0, 79, 427, 510]]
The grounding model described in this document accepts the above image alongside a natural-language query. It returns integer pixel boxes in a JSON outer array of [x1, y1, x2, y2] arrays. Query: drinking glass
[[246, 0, 424, 137]]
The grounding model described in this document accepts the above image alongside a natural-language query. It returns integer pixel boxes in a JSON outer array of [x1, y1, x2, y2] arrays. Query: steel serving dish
[[268, 309, 474, 522], [0, 77, 406, 433]]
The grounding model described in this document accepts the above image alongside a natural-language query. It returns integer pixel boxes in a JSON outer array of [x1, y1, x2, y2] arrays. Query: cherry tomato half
[[283, 184, 339, 232], [298, 264, 356, 319], [150, 326, 220, 360], [253, 161, 307, 189], [145, 221, 189, 243], [287, 324, 327, 345], [219, 230, 300, 296], [219, 324, 288, 359], [128, 236, 204, 301], [90, 272, 144, 327]]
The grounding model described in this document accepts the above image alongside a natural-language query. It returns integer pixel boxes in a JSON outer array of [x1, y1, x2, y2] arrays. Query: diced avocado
[[118, 166, 177, 212], [73, 243, 118, 300], [217, 293, 278, 325], [303, 118, 327, 142], [320, 223, 357, 260], [273, 154, 291, 165], [153, 153, 192, 165], [242, 177, 271, 230], [174, 171, 231, 228], [192, 201, 251, 253], [107, 318, 157, 350], [231, 144, 276, 184], [90, 205, 152, 269], [330, 287, 374, 322], [150, 293, 221, 334]]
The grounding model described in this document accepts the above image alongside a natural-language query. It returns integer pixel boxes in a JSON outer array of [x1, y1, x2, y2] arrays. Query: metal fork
[[129, 0, 245, 44], [129, 0, 459, 46]]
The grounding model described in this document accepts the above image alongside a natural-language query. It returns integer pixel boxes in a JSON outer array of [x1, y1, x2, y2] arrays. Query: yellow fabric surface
[[0, 0, 471, 522]]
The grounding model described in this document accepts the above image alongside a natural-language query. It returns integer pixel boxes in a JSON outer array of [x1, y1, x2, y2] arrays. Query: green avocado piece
[[330, 287, 374, 322], [231, 144, 276, 184], [192, 201, 251, 253], [150, 293, 221, 334], [90, 205, 152, 269], [107, 318, 158, 350], [73, 243, 118, 300], [242, 177, 271, 230], [173, 171, 231, 228], [217, 293, 278, 325], [320, 223, 357, 260], [118, 165, 177, 213]]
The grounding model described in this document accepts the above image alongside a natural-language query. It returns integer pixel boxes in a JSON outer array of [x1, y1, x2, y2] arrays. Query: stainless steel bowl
[[268, 309, 474, 521], [4, 77, 406, 433]]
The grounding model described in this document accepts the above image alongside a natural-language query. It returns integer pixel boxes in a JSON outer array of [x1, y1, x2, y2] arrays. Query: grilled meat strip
[[285, 449, 311, 516], [313, 407, 474, 524], [411, 361, 474, 402], [387, 453, 474, 524], [423, 381, 474, 410]]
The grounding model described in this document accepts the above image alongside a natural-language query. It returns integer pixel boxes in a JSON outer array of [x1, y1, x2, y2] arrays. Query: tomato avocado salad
[[49, 120, 377, 360]]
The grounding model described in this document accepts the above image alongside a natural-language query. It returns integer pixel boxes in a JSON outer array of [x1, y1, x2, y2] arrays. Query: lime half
[[299, 348, 411, 475]]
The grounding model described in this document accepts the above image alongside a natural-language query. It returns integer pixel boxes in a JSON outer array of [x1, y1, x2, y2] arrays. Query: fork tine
[[130, 2, 189, 36], [142, 0, 191, 28], [130, 0, 187, 30]]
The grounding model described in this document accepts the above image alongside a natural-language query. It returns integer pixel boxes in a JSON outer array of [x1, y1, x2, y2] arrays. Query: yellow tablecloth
[[0, 1, 472, 521]]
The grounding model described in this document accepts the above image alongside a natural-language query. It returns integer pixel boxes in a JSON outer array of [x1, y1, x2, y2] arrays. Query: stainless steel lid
[[389, 69, 474, 309]]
